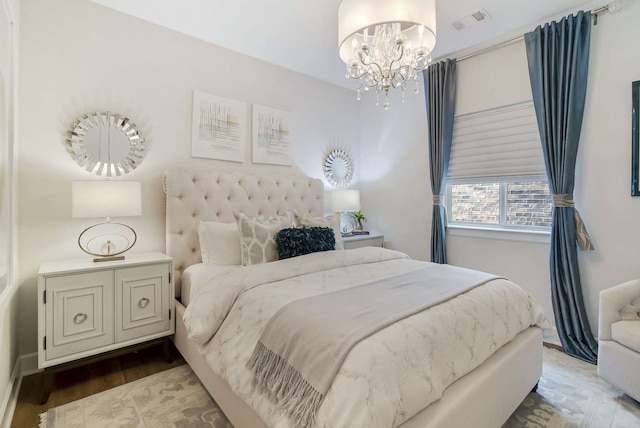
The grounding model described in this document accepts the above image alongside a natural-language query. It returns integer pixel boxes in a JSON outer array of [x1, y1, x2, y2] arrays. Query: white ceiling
[[90, 0, 604, 89]]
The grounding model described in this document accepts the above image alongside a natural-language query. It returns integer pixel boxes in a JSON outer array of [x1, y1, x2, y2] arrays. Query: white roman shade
[[448, 101, 546, 179]]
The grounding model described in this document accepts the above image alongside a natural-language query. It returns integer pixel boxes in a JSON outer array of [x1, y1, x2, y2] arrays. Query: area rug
[[41, 348, 640, 427], [504, 348, 640, 427], [39, 364, 232, 428]]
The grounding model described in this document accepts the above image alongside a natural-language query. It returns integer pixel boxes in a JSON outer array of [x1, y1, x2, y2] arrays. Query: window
[[447, 178, 552, 230], [446, 102, 551, 232]]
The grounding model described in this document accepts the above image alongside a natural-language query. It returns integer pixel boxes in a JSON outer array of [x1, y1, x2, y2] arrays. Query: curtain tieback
[[552, 194, 594, 251], [432, 194, 447, 229]]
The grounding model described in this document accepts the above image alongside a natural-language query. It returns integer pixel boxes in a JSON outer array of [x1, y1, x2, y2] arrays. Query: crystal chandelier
[[338, 0, 437, 109]]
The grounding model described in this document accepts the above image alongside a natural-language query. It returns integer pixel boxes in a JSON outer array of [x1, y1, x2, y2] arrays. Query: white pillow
[[294, 211, 344, 250], [234, 212, 293, 265], [197, 221, 242, 265]]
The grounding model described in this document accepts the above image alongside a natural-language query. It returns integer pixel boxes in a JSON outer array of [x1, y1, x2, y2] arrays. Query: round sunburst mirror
[[65, 112, 146, 177], [323, 147, 354, 188]]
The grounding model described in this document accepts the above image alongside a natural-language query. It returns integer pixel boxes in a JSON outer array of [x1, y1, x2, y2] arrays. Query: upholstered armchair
[[597, 279, 640, 402]]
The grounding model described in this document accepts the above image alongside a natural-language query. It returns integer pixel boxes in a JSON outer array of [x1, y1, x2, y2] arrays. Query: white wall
[[360, 88, 431, 260], [0, 0, 19, 423], [577, 1, 640, 333], [17, 0, 360, 355], [361, 3, 640, 339]]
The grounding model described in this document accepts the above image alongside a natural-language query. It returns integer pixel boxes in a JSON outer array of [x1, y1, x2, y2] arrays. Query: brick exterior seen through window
[[506, 181, 552, 227], [449, 180, 552, 228], [451, 183, 499, 224]]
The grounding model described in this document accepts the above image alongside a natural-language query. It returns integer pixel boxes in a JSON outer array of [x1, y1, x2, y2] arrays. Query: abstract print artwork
[[191, 91, 246, 163], [252, 104, 292, 166]]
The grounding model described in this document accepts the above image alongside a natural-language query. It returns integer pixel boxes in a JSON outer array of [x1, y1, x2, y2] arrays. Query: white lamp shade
[[330, 189, 360, 212], [72, 181, 142, 218], [338, 0, 437, 64]]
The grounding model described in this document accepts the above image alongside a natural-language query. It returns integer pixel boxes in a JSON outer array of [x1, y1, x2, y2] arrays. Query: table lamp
[[329, 189, 360, 234], [72, 181, 141, 262]]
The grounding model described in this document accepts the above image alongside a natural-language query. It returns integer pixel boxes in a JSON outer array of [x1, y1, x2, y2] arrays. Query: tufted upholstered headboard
[[164, 169, 324, 296]]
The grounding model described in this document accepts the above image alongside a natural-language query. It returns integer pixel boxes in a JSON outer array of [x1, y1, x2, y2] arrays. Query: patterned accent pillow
[[233, 212, 293, 265], [275, 227, 336, 260], [294, 211, 344, 250]]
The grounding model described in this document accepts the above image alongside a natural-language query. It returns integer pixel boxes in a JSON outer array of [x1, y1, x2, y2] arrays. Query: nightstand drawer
[[45, 271, 114, 360], [343, 233, 384, 250], [115, 264, 171, 342]]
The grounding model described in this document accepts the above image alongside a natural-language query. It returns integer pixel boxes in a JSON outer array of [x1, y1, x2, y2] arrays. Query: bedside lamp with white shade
[[72, 181, 141, 262], [328, 189, 360, 234], [329, 189, 360, 213]]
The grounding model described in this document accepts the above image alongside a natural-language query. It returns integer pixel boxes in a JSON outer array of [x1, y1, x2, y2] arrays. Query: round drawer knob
[[138, 297, 150, 308], [73, 313, 88, 324]]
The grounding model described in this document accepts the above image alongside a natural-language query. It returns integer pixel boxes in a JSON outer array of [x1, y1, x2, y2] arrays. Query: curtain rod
[[455, 1, 616, 63]]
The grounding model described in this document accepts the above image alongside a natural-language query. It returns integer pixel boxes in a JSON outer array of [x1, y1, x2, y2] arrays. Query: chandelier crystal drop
[[338, 0, 437, 110]]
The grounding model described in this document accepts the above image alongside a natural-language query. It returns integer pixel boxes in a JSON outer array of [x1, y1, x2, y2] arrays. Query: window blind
[[447, 101, 546, 179]]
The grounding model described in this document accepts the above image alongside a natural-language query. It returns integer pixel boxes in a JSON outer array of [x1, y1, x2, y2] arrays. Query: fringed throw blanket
[[248, 264, 501, 427]]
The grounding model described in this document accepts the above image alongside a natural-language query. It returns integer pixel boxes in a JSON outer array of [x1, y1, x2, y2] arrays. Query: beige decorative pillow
[[197, 221, 242, 266], [234, 212, 293, 265], [294, 211, 344, 250]]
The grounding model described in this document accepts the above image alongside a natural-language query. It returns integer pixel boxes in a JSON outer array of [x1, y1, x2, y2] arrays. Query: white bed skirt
[[173, 299, 542, 428]]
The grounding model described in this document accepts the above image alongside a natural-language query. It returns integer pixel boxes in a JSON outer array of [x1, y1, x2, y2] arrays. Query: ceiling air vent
[[451, 9, 491, 30], [472, 11, 487, 21]]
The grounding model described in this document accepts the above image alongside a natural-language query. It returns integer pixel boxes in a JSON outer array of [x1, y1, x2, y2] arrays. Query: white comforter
[[184, 247, 548, 428]]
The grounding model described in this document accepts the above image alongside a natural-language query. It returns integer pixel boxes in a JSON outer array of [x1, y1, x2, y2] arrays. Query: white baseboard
[[20, 353, 40, 377], [0, 356, 22, 428], [543, 326, 561, 347], [0, 352, 42, 428]]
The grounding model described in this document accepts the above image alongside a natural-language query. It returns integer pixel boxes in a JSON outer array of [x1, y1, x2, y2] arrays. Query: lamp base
[[93, 255, 125, 263], [339, 212, 357, 235], [78, 221, 137, 261]]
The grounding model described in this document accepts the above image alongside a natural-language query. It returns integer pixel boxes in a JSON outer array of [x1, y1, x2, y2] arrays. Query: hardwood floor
[[11, 344, 185, 428]]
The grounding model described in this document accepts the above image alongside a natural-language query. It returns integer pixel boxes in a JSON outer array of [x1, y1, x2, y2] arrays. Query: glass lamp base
[[77, 221, 137, 261]]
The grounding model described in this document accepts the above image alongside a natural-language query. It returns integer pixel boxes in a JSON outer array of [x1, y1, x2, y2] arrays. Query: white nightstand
[[342, 232, 384, 249], [37, 252, 174, 403]]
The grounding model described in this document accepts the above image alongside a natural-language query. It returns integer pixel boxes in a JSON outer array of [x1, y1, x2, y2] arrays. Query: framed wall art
[[252, 104, 292, 166], [191, 91, 246, 163]]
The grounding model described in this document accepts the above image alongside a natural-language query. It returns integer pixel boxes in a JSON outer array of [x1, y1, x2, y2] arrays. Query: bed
[[164, 168, 547, 428]]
